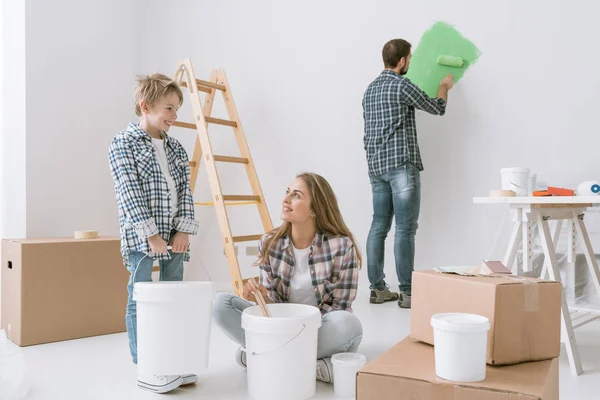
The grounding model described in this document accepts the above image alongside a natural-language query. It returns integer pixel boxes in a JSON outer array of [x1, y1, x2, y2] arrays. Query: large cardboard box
[[410, 270, 562, 365], [357, 337, 558, 400], [1, 236, 128, 346]]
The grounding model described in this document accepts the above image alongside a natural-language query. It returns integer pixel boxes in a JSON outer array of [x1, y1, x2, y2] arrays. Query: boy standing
[[109, 73, 200, 393]]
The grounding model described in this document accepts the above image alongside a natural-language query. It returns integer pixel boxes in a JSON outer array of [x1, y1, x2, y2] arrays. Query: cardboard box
[[357, 337, 558, 400], [1, 236, 128, 346], [410, 271, 562, 365]]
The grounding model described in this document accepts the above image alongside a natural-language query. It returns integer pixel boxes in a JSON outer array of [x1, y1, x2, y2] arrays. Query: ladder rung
[[206, 116, 238, 128], [194, 201, 258, 206], [223, 195, 261, 202], [174, 118, 237, 129], [196, 79, 227, 91], [214, 155, 249, 164], [152, 266, 159, 273], [173, 121, 196, 129], [180, 79, 227, 93], [232, 234, 263, 243], [180, 81, 212, 94]]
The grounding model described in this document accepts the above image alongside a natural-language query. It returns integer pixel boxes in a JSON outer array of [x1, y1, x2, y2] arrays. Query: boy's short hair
[[134, 73, 184, 117]]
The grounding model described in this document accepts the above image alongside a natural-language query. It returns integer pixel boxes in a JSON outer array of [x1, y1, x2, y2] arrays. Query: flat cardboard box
[[410, 270, 562, 365], [357, 337, 558, 400], [1, 236, 128, 346]]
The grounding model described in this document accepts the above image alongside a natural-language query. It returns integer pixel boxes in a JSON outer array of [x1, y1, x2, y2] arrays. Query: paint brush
[[250, 278, 271, 317]]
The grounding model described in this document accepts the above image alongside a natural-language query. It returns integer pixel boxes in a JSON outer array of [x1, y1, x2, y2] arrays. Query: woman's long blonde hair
[[257, 172, 362, 267]]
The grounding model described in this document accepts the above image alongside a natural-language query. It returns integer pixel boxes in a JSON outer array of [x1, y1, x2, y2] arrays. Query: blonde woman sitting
[[213, 172, 363, 383]]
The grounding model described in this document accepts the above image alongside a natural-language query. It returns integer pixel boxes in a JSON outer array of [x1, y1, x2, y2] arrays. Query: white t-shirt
[[288, 244, 318, 307], [152, 138, 178, 215]]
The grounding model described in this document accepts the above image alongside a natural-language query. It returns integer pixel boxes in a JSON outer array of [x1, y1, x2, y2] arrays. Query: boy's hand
[[148, 234, 168, 254], [170, 232, 189, 253]]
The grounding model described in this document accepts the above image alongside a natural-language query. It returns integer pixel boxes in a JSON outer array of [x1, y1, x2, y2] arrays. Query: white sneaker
[[137, 374, 183, 393], [181, 374, 198, 385], [316, 358, 333, 383]]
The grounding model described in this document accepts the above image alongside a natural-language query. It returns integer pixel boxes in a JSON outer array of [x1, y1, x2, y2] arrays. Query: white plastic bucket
[[134, 281, 215, 376], [500, 167, 530, 196], [331, 352, 367, 397], [242, 304, 322, 400], [431, 313, 490, 382]]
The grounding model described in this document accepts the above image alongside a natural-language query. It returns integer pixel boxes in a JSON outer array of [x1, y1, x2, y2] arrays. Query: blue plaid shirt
[[362, 70, 447, 176], [108, 123, 199, 265]]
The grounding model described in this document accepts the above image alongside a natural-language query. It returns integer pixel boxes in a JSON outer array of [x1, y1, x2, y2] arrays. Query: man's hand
[[440, 74, 454, 89], [170, 232, 189, 253], [148, 234, 168, 254], [243, 279, 270, 303], [436, 74, 454, 102]]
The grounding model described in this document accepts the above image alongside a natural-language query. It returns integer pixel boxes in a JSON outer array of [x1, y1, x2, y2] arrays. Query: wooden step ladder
[[172, 58, 273, 296]]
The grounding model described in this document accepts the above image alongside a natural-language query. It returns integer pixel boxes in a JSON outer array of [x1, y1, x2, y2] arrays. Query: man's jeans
[[366, 164, 421, 295], [125, 250, 184, 364]]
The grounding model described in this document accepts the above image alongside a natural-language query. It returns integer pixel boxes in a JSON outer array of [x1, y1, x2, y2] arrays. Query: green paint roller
[[436, 55, 464, 68]]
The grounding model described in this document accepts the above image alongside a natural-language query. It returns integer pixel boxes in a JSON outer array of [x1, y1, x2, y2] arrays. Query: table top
[[473, 196, 600, 205]]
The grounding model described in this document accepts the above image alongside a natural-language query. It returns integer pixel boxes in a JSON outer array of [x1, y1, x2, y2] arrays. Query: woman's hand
[[243, 279, 269, 303]]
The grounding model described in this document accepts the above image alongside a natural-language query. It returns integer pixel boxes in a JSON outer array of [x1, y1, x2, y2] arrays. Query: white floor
[[19, 287, 600, 400]]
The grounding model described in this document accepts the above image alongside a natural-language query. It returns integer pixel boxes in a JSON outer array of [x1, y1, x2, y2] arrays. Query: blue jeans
[[212, 293, 363, 359], [125, 250, 184, 364], [366, 163, 421, 295]]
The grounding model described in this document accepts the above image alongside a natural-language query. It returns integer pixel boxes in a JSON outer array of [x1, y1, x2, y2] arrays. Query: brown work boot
[[398, 291, 412, 309], [370, 286, 399, 304]]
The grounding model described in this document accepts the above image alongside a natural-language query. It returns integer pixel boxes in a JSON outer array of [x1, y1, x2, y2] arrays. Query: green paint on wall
[[406, 21, 481, 97]]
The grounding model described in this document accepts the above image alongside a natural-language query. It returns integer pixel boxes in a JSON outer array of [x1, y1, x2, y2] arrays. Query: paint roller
[[437, 54, 464, 68]]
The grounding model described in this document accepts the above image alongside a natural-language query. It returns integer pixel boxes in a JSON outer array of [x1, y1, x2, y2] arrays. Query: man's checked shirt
[[108, 123, 199, 265], [258, 231, 359, 315], [362, 70, 447, 176]]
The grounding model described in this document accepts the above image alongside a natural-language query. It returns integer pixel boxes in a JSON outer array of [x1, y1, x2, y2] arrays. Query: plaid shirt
[[258, 232, 359, 315], [108, 123, 199, 265], [362, 70, 447, 176]]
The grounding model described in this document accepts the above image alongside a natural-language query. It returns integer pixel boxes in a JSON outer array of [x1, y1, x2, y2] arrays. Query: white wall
[[1, 0, 27, 240], [24, 0, 137, 238], [4, 0, 600, 293], [2, 0, 138, 240], [133, 0, 600, 288]]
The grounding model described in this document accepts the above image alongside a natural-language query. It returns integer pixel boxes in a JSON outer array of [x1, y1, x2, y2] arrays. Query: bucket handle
[[132, 247, 173, 295], [242, 324, 307, 357]]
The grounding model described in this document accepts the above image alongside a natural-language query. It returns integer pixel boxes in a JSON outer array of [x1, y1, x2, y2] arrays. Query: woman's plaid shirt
[[258, 231, 359, 314]]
